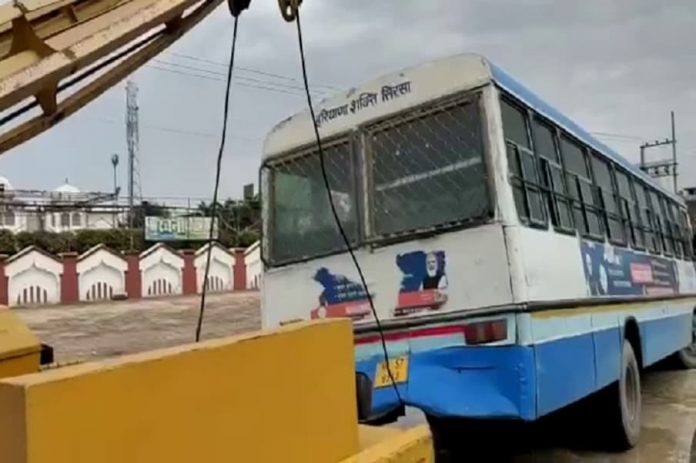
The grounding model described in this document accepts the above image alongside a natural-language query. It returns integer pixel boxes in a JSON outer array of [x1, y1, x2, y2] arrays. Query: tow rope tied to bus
[[291, 7, 405, 407], [195, 0, 406, 409]]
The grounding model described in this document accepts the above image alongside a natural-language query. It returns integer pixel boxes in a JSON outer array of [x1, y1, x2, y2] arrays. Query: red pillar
[[181, 250, 197, 295], [233, 249, 247, 291], [0, 254, 8, 307], [60, 252, 79, 304], [124, 252, 142, 300]]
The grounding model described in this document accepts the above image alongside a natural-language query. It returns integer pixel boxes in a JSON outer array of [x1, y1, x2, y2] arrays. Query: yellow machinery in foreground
[[0, 310, 42, 379], [0, 0, 433, 460], [0, 310, 433, 462]]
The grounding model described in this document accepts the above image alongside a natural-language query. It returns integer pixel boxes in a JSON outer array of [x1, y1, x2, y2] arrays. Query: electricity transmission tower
[[126, 80, 140, 228], [640, 111, 677, 193]]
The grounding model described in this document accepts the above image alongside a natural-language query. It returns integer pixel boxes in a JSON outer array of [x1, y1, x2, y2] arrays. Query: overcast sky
[[0, 0, 694, 202]]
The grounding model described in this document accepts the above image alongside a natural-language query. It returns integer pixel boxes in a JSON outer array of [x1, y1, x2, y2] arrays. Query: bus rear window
[[368, 99, 489, 236], [268, 142, 358, 264]]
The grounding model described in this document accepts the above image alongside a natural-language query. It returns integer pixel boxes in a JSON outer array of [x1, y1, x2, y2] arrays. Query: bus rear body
[[260, 54, 696, 432]]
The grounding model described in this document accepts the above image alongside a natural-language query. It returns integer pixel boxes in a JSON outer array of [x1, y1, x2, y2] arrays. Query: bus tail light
[[464, 319, 508, 345]]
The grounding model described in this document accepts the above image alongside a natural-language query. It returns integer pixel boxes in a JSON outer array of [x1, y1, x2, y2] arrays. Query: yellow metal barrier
[[0, 309, 40, 379], [349, 425, 434, 463], [0, 319, 359, 463]]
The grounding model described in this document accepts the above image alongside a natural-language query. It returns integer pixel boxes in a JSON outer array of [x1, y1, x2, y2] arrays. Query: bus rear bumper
[[356, 344, 537, 422]]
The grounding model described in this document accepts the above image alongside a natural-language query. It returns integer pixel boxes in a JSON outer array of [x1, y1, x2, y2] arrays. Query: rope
[[195, 15, 241, 342]]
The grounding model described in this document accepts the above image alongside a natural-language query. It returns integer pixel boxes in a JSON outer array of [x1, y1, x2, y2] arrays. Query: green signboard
[[145, 216, 218, 241]]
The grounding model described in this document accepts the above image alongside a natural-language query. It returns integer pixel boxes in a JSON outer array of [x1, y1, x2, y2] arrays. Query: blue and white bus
[[260, 53, 696, 449]]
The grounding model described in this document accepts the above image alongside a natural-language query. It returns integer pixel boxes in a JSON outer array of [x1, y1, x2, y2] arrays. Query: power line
[[168, 51, 341, 91], [591, 131, 644, 141], [87, 115, 261, 142], [148, 64, 220, 82], [153, 59, 326, 95], [147, 64, 311, 97]]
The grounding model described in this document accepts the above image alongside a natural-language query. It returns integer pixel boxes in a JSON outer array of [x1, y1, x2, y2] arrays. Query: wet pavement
[[516, 369, 696, 462], [399, 369, 696, 462], [15, 293, 696, 462]]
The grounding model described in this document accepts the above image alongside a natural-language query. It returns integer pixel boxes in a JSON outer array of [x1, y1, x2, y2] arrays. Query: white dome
[[55, 183, 80, 194], [0, 176, 13, 190]]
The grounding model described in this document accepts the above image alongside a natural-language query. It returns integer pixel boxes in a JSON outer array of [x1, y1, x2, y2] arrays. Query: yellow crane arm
[[0, 0, 302, 154], [0, 0, 227, 154]]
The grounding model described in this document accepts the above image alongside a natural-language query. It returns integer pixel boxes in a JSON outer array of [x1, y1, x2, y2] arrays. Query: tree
[[0, 229, 16, 254], [197, 197, 260, 247], [132, 201, 170, 228]]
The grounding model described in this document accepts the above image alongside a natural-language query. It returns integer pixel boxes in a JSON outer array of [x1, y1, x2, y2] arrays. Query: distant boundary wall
[[0, 241, 262, 308]]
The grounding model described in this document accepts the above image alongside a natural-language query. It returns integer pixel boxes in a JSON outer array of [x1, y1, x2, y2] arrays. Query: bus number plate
[[374, 356, 409, 388]]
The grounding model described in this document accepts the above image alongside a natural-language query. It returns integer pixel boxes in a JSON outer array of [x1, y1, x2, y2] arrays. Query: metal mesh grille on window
[[367, 98, 489, 236], [268, 141, 358, 264]]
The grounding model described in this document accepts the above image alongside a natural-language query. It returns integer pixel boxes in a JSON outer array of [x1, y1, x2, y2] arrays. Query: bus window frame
[[501, 95, 549, 230], [665, 201, 683, 258], [492, 91, 693, 264], [634, 180, 660, 254], [648, 189, 672, 257], [657, 193, 676, 258], [362, 89, 495, 246], [530, 115, 576, 235], [590, 151, 626, 246], [560, 134, 604, 241], [262, 133, 363, 267], [614, 166, 645, 251], [678, 207, 695, 259]]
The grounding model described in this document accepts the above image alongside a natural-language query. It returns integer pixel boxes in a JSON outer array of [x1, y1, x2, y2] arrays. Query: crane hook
[[227, 0, 251, 17], [227, 0, 303, 21], [277, 0, 302, 22]]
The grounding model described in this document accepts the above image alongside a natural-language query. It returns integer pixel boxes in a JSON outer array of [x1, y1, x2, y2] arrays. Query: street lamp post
[[111, 154, 119, 229], [111, 154, 119, 195]]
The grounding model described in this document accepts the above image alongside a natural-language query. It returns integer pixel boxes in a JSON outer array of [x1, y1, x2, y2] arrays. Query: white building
[[0, 176, 125, 233], [245, 241, 262, 290]]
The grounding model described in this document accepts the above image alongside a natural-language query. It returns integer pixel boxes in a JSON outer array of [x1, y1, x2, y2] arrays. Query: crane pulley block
[[227, 0, 303, 21], [227, 0, 251, 17]]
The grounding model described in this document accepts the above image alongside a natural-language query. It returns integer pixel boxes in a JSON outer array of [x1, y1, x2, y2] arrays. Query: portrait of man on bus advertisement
[[310, 267, 372, 321], [394, 250, 448, 317]]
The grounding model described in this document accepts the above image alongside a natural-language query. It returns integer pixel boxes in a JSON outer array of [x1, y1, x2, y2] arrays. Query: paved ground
[[15, 292, 696, 461], [16, 292, 261, 361]]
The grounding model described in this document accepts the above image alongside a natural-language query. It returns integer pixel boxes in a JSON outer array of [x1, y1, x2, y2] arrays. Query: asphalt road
[[15, 292, 696, 462]]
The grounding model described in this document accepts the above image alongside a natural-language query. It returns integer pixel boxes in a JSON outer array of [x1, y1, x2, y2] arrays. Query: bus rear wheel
[[601, 340, 641, 450]]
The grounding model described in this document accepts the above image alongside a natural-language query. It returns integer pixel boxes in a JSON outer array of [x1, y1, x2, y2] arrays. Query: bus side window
[[666, 202, 683, 258], [532, 118, 574, 232], [501, 99, 546, 226], [648, 190, 669, 255], [591, 153, 624, 245], [679, 209, 694, 259], [635, 183, 659, 254], [560, 136, 602, 239], [657, 195, 677, 257], [615, 170, 644, 249]]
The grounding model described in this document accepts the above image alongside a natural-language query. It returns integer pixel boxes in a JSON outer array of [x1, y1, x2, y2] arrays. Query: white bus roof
[[263, 53, 680, 203]]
